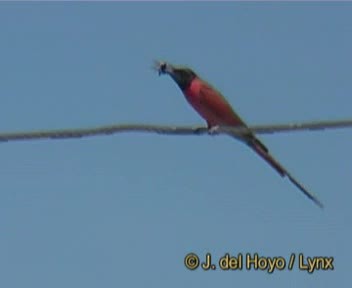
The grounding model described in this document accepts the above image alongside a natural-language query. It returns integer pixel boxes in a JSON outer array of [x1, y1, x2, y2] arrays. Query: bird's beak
[[154, 61, 174, 76]]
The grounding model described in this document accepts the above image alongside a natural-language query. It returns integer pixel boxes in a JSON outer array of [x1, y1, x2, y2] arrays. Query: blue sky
[[0, 2, 350, 287]]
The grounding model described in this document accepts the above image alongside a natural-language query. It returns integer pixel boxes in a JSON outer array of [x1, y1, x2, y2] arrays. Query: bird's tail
[[249, 138, 286, 177], [247, 137, 324, 208]]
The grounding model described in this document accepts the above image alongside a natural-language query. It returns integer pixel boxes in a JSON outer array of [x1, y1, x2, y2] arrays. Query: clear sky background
[[0, 2, 351, 287]]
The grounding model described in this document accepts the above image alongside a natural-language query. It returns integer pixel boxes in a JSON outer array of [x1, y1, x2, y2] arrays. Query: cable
[[0, 119, 351, 143]]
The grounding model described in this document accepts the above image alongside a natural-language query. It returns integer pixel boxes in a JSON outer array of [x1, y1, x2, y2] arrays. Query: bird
[[155, 60, 323, 208]]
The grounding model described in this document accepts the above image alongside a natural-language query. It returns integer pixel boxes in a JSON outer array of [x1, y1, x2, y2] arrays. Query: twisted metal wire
[[0, 119, 351, 143]]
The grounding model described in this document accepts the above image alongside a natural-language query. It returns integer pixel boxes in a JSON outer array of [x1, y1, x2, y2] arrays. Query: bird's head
[[154, 61, 197, 90]]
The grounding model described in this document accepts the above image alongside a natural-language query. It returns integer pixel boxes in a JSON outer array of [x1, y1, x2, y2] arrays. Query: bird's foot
[[208, 125, 220, 135]]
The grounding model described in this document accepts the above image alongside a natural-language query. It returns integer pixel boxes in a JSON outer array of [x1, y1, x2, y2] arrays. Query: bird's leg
[[207, 124, 220, 135], [193, 122, 219, 135]]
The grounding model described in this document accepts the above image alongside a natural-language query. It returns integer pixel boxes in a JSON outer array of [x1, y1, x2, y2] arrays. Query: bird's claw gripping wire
[[208, 125, 220, 135]]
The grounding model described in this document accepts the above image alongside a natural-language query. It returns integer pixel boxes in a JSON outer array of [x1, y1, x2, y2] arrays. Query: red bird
[[156, 61, 323, 208]]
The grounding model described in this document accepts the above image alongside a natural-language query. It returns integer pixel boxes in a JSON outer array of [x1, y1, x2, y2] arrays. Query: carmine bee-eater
[[155, 61, 323, 208]]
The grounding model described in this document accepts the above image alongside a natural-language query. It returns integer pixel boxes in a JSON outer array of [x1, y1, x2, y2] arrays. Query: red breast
[[184, 77, 245, 127]]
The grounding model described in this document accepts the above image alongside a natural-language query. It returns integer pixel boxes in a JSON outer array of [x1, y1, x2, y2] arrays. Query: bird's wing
[[199, 81, 323, 208], [198, 81, 247, 127]]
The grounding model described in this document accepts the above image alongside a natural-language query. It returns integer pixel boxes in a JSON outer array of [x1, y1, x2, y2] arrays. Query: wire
[[0, 119, 351, 143]]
